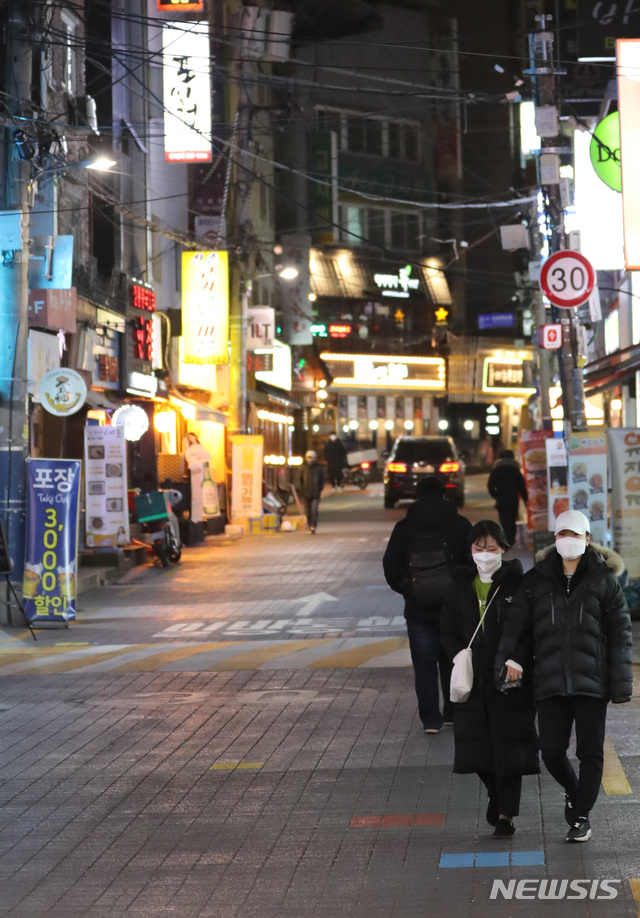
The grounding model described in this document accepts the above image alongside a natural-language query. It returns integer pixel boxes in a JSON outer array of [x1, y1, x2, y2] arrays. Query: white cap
[[305, 450, 317, 461], [554, 509, 590, 536]]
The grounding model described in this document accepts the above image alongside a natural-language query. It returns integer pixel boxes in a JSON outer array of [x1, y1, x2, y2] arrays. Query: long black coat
[[487, 457, 528, 511], [498, 544, 633, 703], [440, 559, 539, 778], [301, 460, 325, 500]]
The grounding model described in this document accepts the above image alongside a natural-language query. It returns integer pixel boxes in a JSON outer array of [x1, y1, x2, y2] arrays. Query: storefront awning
[[157, 388, 228, 425], [86, 389, 118, 409], [583, 343, 640, 395], [255, 380, 301, 409]]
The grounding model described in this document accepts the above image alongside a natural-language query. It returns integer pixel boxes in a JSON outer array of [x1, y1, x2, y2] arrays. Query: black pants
[[537, 696, 608, 817], [305, 497, 320, 530], [497, 506, 518, 547], [328, 468, 343, 488], [406, 620, 452, 729], [477, 770, 522, 819]]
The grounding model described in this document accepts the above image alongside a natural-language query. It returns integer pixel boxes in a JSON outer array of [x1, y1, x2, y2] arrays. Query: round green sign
[[589, 111, 621, 192]]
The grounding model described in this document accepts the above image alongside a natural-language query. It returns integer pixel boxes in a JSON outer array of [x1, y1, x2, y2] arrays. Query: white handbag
[[449, 587, 500, 704]]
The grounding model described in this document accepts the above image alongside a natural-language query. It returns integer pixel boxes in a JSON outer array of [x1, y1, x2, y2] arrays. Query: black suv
[[383, 435, 465, 508]]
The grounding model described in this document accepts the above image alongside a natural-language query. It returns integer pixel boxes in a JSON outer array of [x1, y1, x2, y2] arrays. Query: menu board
[[518, 429, 553, 531], [546, 438, 570, 531], [567, 431, 608, 544], [84, 425, 130, 548]]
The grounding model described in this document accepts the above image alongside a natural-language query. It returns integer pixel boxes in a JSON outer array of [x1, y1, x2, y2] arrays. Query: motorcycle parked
[[341, 460, 370, 490], [133, 489, 182, 568]]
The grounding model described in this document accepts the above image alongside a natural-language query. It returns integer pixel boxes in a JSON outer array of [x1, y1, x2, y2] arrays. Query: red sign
[[329, 324, 352, 338], [28, 288, 77, 333], [539, 323, 563, 349], [539, 251, 595, 308], [133, 318, 153, 363], [130, 284, 156, 312], [158, 0, 202, 9]]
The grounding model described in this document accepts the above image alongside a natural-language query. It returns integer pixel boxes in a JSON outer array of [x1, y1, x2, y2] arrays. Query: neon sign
[[373, 265, 420, 298]]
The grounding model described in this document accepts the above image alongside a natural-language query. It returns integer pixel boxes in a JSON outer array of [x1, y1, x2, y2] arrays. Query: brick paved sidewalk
[[0, 667, 639, 918]]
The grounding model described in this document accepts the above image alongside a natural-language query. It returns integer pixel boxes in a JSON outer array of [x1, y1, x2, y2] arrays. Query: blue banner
[[478, 312, 515, 330], [23, 459, 81, 622]]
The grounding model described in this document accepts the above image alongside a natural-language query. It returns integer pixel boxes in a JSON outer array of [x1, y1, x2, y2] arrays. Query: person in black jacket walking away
[[499, 509, 633, 843], [487, 450, 528, 547], [441, 520, 539, 839], [383, 476, 472, 733], [324, 433, 348, 492], [301, 450, 325, 534]]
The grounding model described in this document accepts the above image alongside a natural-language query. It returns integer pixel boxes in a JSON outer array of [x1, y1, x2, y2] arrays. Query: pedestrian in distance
[[498, 509, 633, 843], [301, 450, 325, 534], [487, 449, 528, 547], [383, 475, 472, 733], [324, 432, 348, 492], [440, 520, 539, 839]]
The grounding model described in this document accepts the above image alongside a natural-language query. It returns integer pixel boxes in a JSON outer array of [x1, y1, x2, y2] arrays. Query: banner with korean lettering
[[23, 459, 81, 622], [608, 429, 640, 579], [567, 431, 608, 544], [518, 429, 553, 531], [231, 435, 264, 522]]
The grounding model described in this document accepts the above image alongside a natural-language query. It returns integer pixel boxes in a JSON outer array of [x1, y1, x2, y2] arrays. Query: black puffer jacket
[[441, 559, 539, 777], [498, 543, 633, 703], [383, 496, 472, 623], [487, 457, 528, 510]]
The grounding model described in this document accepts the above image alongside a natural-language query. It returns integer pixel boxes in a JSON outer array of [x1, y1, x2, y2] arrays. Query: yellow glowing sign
[[180, 251, 229, 389], [435, 307, 449, 324], [482, 358, 535, 394], [320, 353, 445, 389]]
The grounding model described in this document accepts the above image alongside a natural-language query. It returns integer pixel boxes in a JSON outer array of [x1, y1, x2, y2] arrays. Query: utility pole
[[0, 0, 32, 624], [529, 16, 587, 432]]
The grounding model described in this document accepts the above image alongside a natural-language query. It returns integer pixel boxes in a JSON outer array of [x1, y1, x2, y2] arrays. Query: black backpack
[[406, 528, 453, 606]]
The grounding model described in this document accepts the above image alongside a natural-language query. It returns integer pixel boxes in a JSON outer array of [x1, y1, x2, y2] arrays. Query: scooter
[[133, 489, 182, 568], [341, 461, 370, 490]]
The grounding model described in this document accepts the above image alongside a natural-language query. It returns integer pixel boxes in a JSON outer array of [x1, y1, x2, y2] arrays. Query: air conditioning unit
[[69, 94, 99, 133], [265, 10, 292, 62]]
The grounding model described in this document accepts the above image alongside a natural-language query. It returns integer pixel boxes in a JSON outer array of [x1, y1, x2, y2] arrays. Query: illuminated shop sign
[[310, 324, 328, 337], [130, 283, 156, 312], [180, 251, 229, 390], [158, 0, 203, 9], [329, 323, 352, 338], [483, 359, 535, 394], [255, 340, 292, 392], [373, 265, 420, 299], [320, 353, 445, 390], [162, 22, 212, 163]]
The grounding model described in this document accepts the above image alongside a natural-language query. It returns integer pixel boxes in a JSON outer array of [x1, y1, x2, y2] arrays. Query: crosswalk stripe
[[307, 637, 409, 669], [113, 642, 242, 672], [10, 646, 147, 675], [208, 639, 333, 670]]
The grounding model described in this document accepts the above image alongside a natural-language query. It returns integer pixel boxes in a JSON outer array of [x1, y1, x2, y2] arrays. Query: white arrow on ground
[[290, 592, 338, 617]]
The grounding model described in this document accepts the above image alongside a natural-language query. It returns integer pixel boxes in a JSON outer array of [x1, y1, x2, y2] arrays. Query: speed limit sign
[[539, 250, 595, 308]]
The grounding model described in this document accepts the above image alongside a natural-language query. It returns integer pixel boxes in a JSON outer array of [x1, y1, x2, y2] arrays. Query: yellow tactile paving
[[13, 646, 148, 675], [112, 642, 241, 672], [208, 639, 333, 670], [210, 762, 263, 770], [307, 637, 409, 668], [602, 735, 632, 795], [628, 878, 640, 914]]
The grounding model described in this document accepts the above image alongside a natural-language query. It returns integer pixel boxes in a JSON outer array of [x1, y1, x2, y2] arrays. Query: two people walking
[[384, 482, 633, 842]]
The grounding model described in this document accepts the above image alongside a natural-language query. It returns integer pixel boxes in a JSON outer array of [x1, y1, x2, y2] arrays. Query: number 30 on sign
[[539, 250, 596, 308]]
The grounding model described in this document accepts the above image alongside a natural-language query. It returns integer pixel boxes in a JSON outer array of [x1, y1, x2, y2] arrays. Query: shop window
[[391, 212, 421, 251], [368, 209, 386, 249]]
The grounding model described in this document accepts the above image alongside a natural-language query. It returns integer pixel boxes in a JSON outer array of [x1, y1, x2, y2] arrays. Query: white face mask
[[472, 551, 503, 577], [556, 536, 587, 560]]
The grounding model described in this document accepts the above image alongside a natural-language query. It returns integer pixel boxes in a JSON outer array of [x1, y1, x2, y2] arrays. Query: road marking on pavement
[[210, 762, 264, 771], [439, 851, 545, 868], [602, 736, 632, 795], [351, 814, 444, 828], [628, 879, 640, 914], [208, 639, 333, 670], [13, 646, 145, 675], [113, 642, 241, 672], [307, 637, 409, 668]]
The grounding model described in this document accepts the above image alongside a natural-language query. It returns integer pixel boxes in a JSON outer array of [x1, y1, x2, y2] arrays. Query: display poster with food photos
[[608, 429, 640, 582], [567, 431, 607, 544], [84, 425, 130, 548], [546, 437, 570, 531], [518, 429, 553, 531]]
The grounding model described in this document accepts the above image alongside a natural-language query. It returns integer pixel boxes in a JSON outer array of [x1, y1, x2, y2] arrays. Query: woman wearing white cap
[[498, 509, 632, 844]]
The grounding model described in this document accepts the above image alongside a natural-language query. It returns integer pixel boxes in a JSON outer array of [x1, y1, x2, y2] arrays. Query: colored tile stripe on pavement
[[629, 878, 640, 915], [350, 814, 445, 828], [602, 735, 632, 795], [210, 763, 264, 770], [439, 851, 545, 868]]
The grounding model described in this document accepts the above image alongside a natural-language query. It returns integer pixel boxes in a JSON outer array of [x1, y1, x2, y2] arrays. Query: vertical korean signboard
[[23, 459, 81, 623], [567, 431, 608, 545], [180, 251, 229, 390], [609, 429, 640, 579], [231, 435, 264, 522], [162, 22, 212, 163], [84, 426, 130, 548]]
